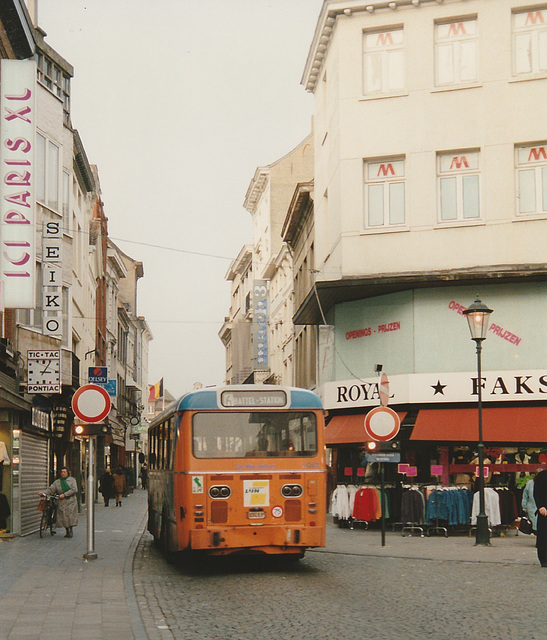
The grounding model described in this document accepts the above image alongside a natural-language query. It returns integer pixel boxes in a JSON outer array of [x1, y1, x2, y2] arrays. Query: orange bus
[[147, 385, 326, 560]]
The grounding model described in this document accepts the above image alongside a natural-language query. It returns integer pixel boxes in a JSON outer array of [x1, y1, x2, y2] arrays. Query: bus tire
[[160, 509, 176, 564], [285, 551, 305, 561]]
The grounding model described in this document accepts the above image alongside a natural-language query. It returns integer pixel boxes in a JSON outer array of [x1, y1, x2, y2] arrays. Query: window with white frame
[[36, 133, 60, 212], [513, 8, 547, 76], [516, 143, 547, 215], [365, 158, 405, 228], [435, 18, 478, 87], [438, 151, 480, 222], [37, 53, 71, 125], [363, 28, 404, 96]]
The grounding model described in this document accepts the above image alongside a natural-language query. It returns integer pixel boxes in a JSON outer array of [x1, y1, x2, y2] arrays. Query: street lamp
[[463, 295, 493, 546]]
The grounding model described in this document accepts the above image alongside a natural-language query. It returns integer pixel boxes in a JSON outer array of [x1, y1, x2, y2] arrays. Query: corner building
[[300, 0, 547, 511]]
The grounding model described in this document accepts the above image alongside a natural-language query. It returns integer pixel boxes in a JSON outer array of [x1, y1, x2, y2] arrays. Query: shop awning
[[411, 407, 547, 443], [325, 411, 407, 445]]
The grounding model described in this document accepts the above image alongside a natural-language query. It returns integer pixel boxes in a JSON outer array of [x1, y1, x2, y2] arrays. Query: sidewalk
[[0, 488, 149, 640], [0, 496, 541, 639], [319, 519, 540, 566]]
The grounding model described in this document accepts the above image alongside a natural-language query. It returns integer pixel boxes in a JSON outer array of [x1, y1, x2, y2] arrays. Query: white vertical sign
[[42, 220, 62, 336], [253, 280, 268, 370], [0, 59, 36, 308]]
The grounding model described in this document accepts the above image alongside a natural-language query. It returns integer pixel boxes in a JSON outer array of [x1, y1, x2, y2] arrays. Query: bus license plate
[[247, 511, 265, 519]]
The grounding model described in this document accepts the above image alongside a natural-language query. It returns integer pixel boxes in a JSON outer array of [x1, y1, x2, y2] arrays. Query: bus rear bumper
[[190, 525, 325, 554]]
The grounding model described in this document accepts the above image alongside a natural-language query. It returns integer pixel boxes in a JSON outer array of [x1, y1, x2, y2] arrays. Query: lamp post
[[463, 296, 493, 546]]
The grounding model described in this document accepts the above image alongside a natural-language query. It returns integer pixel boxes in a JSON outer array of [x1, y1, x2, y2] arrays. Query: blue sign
[[104, 379, 117, 396], [365, 452, 401, 463], [88, 366, 108, 384]]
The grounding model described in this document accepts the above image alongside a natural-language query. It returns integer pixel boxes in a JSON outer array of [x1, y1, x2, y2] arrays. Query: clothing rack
[[426, 485, 448, 538], [401, 486, 425, 537]]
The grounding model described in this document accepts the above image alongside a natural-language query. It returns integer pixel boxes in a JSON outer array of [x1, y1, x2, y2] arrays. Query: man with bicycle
[[40, 466, 78, 538]]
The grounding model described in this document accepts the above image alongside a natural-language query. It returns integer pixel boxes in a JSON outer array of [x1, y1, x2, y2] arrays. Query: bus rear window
[[192, 411, 317, 458]]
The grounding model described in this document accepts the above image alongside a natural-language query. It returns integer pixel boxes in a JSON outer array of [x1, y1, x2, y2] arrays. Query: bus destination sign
[[220, 389, 288, 408]]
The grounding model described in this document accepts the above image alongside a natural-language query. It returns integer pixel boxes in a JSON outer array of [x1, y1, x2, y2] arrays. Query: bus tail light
[[209, 485, 231, 499], [281, 484, 302, 497]]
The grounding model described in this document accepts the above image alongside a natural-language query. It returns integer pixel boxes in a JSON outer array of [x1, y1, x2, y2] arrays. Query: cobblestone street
[[133, 526, 547, 640]]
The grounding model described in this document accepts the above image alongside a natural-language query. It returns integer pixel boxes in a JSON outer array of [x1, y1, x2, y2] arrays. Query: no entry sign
[[364, 406, 400, 442], [72, 384, 111, 423]]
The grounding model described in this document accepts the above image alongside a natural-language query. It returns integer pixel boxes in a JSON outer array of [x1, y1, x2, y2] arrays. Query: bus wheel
[[285, 551, 305, 561], [160, 510, 175, 564]]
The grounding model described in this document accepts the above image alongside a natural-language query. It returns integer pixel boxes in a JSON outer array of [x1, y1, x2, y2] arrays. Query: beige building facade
[[299, 0, 547, 488]]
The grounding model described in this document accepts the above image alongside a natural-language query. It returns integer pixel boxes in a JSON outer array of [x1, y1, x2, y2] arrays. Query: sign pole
[[380, 462, 386, 547], [83, 436, 97, 560]]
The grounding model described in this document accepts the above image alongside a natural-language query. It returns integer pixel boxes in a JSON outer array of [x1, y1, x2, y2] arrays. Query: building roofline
[[302, 0, 452, 93], [0, 0, 35, 59]]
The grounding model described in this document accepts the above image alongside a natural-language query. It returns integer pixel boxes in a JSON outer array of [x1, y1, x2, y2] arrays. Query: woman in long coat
[[112, 466, 127, 507], [99, 468, 114, 507], [42, 466, 78, 538]]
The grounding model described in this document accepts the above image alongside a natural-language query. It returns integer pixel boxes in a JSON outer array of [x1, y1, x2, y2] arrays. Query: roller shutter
[[20, 432, 49, 536]]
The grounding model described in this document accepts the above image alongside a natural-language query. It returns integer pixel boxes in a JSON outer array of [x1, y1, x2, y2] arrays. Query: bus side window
[[159, 422, 165, 469], [149, 426, 157, 469], [167, 417, 174, 468]]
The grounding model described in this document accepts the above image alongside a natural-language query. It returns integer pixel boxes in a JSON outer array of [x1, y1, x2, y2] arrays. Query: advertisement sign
[[27, 350, 61, 394], [0, 59, 36, 308], [252, 280, 268, 370], [321, 368, 547, 409], [42, 220, 62, 336], [88, 366, 108, 384]]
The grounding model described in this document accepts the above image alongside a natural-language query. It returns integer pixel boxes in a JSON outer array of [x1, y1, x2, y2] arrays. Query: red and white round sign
[[364, 406, 400, 442], [72, 384, 111, 423]]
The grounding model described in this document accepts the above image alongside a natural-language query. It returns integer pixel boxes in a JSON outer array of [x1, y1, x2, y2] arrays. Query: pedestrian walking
[[139, 463, 148, 490], [39, 466, 78, 538], [533, 469, 547, 567], [113, 466, 127, 507], [99, 468, 114, 507], [521, 471, 539, 533]]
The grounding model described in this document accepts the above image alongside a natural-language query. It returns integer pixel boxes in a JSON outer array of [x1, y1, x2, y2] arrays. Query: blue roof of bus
[[175, 386, 322, 411]]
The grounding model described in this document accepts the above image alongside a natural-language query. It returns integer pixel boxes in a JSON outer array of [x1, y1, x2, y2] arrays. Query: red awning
[[325, 412, 407, 445], [410, 407, 547, 443]]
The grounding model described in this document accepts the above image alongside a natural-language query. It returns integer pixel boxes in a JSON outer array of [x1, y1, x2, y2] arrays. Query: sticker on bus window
[[243, 479, 270, 507], [192, 476, 204, 493]]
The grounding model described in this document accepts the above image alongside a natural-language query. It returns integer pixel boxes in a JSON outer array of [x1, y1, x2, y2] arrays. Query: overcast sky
[[36, 0, 323, 398]]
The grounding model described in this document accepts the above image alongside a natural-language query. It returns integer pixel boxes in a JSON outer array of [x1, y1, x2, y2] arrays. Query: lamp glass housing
[[463, 297, 493, 341]]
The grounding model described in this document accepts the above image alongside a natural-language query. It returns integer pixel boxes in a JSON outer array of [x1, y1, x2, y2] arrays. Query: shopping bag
[[37, 498, 45, 512], [518, 517, 533, 535]]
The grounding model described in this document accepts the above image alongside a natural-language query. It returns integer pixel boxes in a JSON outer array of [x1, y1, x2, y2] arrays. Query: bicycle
[[39, 494, 59, 538]]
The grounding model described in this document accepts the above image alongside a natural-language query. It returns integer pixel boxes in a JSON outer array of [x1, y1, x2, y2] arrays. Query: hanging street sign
[[365, 452, 401, 463], [72, 384, 111, 423], [379, 372, 390, 407]]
